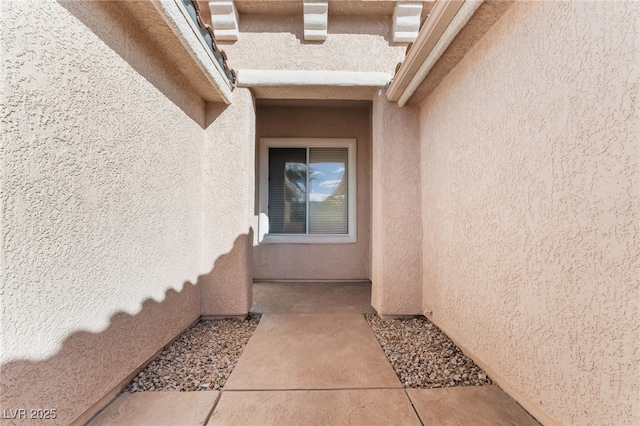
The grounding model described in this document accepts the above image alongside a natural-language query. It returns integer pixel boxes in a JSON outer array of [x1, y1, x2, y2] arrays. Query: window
[[259, 138, 357, 244]]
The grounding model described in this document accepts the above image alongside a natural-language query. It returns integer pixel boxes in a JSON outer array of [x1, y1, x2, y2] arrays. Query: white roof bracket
[[393, 2, 424, 43], [209, 0, 240, 41], [304, 0, 329, 41]]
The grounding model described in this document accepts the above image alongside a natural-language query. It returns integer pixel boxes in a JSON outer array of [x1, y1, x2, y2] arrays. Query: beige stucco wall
[[201, 88, 255, 315], [418, 2, 639, 424], [253, 105, 371, 280], [1, 1, 248, 423], [371, 92, 422, 316], [221, 14, 405, 73]]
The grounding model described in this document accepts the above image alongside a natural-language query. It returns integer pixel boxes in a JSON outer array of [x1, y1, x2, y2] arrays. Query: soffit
[[250, 85, 383, 100], [256, 98, 372, 108], [237, 69, 391, 100]]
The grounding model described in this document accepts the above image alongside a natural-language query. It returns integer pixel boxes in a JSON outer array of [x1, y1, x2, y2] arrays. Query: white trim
[[259, 138, 357, 244], [237, 70, 392, 88], [397, 0, 483, 106], [151, 0, 233, 102], [209, 0, 240, 41], [303, 0, 328, 41], [386, 0, 466, 105], [393, 2, 424, 43]]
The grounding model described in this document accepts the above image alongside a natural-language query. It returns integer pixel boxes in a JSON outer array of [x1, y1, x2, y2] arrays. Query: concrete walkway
[[90, 282, 539, 425]]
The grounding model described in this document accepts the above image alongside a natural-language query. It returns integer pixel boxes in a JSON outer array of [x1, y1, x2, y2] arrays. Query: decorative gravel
[[126, 314, 260, 392], [365, 314, 492, 388]]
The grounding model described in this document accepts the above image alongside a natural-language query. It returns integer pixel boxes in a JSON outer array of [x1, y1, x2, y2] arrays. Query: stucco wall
[[2, 1, 205, 423], [221, 14, 405, 73], [253, 105, 371, 280], [418, 2, 639, 424], [201, 88, 255, 315], [371, 92, 422, 316]]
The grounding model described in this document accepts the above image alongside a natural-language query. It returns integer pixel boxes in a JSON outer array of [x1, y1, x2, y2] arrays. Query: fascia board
[[237, 70, 392, 87], [386, 0, 466, 103], [150, 0, 233, 103]]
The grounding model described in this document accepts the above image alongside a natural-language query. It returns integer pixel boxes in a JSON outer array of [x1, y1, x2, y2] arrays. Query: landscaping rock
[[365, 314, 492, 389], [126, 314, 260, 392]]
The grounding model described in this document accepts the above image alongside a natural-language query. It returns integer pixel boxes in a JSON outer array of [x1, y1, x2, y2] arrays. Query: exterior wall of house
[[371, 92, 422, 316], [220, 14, 405, 73], [418, 2, 639, 424], [201, 88, 255, 315], [2, 1, 216, 423], [253, 105, 371, 280]]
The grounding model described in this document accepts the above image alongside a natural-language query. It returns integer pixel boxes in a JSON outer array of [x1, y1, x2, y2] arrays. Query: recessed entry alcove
[[253, 99, 373, 282]]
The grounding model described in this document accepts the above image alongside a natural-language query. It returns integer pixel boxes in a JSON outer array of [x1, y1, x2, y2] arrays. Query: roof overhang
[[237, 69, 392, 100], [386, 0, 515, 107], [237, 70, 392, 87], [387, 0, 471, 106], [118, 0, 233, 104]]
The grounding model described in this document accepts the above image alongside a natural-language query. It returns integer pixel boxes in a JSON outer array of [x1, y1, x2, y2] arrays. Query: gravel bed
[[126, 314, 260, 392], [365, 314, 492, 389]]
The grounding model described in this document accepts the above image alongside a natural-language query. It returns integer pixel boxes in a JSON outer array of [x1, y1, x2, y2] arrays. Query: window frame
[[258, 138, 357, 244]]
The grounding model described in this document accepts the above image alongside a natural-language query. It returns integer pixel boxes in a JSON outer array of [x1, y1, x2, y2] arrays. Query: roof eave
[[386, 0, 483, 107], [119, 0, 234, 104]]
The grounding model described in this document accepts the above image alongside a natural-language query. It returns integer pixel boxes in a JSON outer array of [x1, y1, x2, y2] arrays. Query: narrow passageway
[[89, 282, 539, 425]]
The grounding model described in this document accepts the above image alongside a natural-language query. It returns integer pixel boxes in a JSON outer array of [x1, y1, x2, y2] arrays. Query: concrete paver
[[208, 389, 421, 426], [252, 281, 376, 314], [407, 385, 540, 425], [223, 313, 402, 390], [88, 391, 219, 426], [90, 283, 541, 426]]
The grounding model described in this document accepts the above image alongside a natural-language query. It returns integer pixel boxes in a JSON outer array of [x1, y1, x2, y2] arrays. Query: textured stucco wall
[[221, 14, 405, 73], [418, 2, 639, 424], [371, 92, 422, 316], [201, 88, 255, 315], [2, 1, 205, 423], [253, 106, 371, 280]]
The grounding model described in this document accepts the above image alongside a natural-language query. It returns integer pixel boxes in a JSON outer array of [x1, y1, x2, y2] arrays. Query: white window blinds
[[309, 147, 348, 234]]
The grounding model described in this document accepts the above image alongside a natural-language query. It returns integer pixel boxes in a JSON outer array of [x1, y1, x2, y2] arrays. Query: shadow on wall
[[57, 0, 206, 127], [199, 230, 254, 316], [0, 234, 253, 426], [205, 99, 228, 128]]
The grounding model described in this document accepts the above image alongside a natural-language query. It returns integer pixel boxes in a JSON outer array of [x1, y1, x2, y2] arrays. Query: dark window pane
[[268, 148, 307, 234]]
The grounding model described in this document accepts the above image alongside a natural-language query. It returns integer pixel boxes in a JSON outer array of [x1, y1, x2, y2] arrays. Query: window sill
[[261, 234, 357, 245]]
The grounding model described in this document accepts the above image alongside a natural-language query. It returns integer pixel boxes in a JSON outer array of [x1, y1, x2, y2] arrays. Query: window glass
[[268, 148, 307, 234], [267, 147, 349, 235], [309, 148, 348, 234], [261, 139, 356, 243]]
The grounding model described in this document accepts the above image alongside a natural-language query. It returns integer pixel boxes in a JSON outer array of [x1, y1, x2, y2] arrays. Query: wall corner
[[371, 90, 423, 316]]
